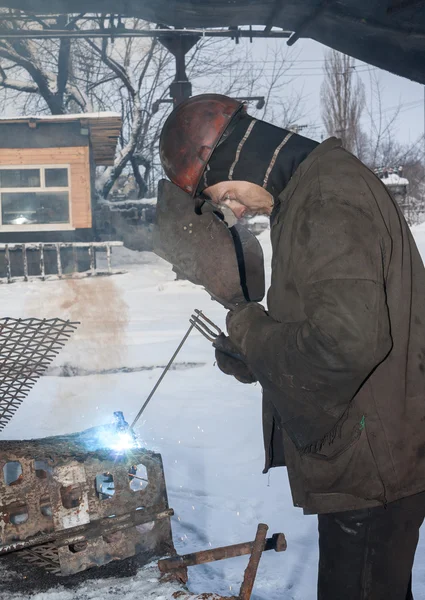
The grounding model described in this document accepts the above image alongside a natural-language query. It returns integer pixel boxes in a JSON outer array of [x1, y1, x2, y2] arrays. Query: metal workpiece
[[0, 425, 175, 576]]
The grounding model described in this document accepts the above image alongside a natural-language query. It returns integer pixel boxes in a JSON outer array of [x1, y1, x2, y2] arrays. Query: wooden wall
[[0, 146, 92, 229]]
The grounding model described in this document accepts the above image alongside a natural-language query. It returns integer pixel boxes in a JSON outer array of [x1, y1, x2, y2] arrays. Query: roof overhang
[[0, 112, 122, 166], [0, 1, 424, 84]]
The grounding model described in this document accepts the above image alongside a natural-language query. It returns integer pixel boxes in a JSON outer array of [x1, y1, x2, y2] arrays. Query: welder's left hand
[[226, 303, 267, 354]]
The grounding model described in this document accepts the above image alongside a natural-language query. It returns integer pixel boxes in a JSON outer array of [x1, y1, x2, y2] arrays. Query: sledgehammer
[[158, 529, 287, 572]]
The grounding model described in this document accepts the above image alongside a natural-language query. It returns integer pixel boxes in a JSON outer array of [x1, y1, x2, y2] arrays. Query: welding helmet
[[159, 94, 245, 198]]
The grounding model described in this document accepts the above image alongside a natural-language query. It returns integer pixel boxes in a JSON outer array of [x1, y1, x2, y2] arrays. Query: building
[[0, 112, 121, 244]]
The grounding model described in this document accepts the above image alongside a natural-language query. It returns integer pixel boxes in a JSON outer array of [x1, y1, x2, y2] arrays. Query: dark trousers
[[318, 491, 425, 600]]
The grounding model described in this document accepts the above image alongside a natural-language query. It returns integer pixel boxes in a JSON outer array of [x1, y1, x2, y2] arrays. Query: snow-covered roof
[[0, 112, 122, 166], [0, 111, 121, 123], [381, 174, 409, 186], [100, 198, 158, 207]]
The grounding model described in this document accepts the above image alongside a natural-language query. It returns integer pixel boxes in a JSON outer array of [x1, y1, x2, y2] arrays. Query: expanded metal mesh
[[0, 318, 78, 431], [20, 543, 61, 575]]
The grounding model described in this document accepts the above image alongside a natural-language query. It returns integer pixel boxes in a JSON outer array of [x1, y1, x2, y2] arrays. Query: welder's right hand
[[214, 334, 257, 384]]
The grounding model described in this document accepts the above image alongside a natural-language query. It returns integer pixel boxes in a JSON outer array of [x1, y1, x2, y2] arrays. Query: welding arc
[[130, 320, 196, 429]]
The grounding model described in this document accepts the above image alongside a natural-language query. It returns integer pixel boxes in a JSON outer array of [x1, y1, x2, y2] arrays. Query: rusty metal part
[[0, 425, 175, 576], [154, 179, 265, 309], [239, 523, 268, 600], [0, 507, 174, 556], [158, 530, 286, 572], [0, 318, 79, 431], [20, 542, 62, 575]]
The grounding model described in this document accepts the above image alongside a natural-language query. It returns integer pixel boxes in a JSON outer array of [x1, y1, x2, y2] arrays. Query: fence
[[0, 241, 124, 283]]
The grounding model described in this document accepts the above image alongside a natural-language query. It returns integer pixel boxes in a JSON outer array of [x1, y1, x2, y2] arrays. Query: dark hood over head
[[199, 112, 319, 200]]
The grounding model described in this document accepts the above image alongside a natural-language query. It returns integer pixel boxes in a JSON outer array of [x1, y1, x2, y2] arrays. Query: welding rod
[[130, 321, 196, 429]]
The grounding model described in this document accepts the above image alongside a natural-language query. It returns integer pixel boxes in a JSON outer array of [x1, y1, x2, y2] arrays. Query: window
[[0, 166, 71, 230]]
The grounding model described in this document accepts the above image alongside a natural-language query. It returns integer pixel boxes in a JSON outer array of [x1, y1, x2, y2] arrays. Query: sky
[[193, 34, 425, 150], [287, 38, 425, 147]]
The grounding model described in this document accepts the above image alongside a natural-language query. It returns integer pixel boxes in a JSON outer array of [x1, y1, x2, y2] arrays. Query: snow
[[0, 112, 121, 123], [246, 216, 270, 226], [381, 173, 409, 186], [1, 229, 425, 599], [100, 197, 158, 207]]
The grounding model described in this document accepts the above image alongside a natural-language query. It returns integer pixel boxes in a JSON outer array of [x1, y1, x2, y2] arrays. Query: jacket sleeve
[[228, 199, 393, 416]]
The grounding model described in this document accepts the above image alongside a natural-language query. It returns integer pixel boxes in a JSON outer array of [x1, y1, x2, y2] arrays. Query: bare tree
[[0, 11, 92, 113], [321, 49, 366, 154], [0, 13, 307, 199]]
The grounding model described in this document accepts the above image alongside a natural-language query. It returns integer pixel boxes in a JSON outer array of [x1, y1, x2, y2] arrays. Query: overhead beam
[[0, 26, 292, 40]]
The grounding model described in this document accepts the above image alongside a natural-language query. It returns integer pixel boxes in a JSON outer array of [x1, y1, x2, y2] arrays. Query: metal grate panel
[[0, 318, 78, 431], [19, 543, 61, 575]]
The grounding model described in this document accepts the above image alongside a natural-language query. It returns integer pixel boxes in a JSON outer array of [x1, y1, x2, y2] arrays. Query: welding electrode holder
[[189, 309, 247, 362]]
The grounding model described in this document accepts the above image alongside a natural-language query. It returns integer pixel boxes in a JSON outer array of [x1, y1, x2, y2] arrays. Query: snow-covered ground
[[1, 225, 425, 599]]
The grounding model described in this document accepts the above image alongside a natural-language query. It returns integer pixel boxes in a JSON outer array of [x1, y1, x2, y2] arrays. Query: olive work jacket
[[235, 137, 425, 514]]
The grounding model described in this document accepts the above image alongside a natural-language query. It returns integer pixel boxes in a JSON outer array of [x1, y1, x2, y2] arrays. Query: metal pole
[[130, 322, 195, 429], [39, 243, 45, 280], [4, 244, 11, 283], [22, 244, 28, 281], [56, 243, 62, 279]]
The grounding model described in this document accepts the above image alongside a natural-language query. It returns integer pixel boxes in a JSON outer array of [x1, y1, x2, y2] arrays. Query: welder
[[159, 94, 425, 600]]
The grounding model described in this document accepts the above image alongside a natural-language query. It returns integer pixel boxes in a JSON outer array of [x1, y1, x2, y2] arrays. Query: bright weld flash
[[109, 431, 138, 452]]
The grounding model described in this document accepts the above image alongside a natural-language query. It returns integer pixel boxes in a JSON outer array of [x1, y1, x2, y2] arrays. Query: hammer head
[[271, 533, 287, 552]]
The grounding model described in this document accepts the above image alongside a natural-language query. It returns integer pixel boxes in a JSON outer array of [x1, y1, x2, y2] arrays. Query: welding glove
[[226, 303, 267, 355], [215, 341, 257, 384]]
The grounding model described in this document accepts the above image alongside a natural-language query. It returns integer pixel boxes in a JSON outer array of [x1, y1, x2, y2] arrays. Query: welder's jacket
[[234, 137, 425, 514]]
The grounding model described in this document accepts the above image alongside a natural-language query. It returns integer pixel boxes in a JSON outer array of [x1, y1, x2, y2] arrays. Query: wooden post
[[22, 244, 28, 282], [39, 243, 45, 281], [56, 243, 63, 279], [5, 244, 11, 283]]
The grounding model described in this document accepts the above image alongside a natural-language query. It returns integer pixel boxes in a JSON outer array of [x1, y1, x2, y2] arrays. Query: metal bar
[[128, 473, 149, 483], [130, 322, 195, 428], [0, 508, 174, 556], [55, 243, 62, 279], [22, 244, 28, 282], [287, 1, 329, 46], [4, 244, 11, 283], [0, 27, 292, 40], [73, 246, 78, 274], [89, 244, 95, 275], [106, 244, 112, 274], [239, 524, 269, 600], [0, 270, 126, 284], [39, 243, 45, 280], [158, 531, 286, 572], [0, 242, 123, 249]]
